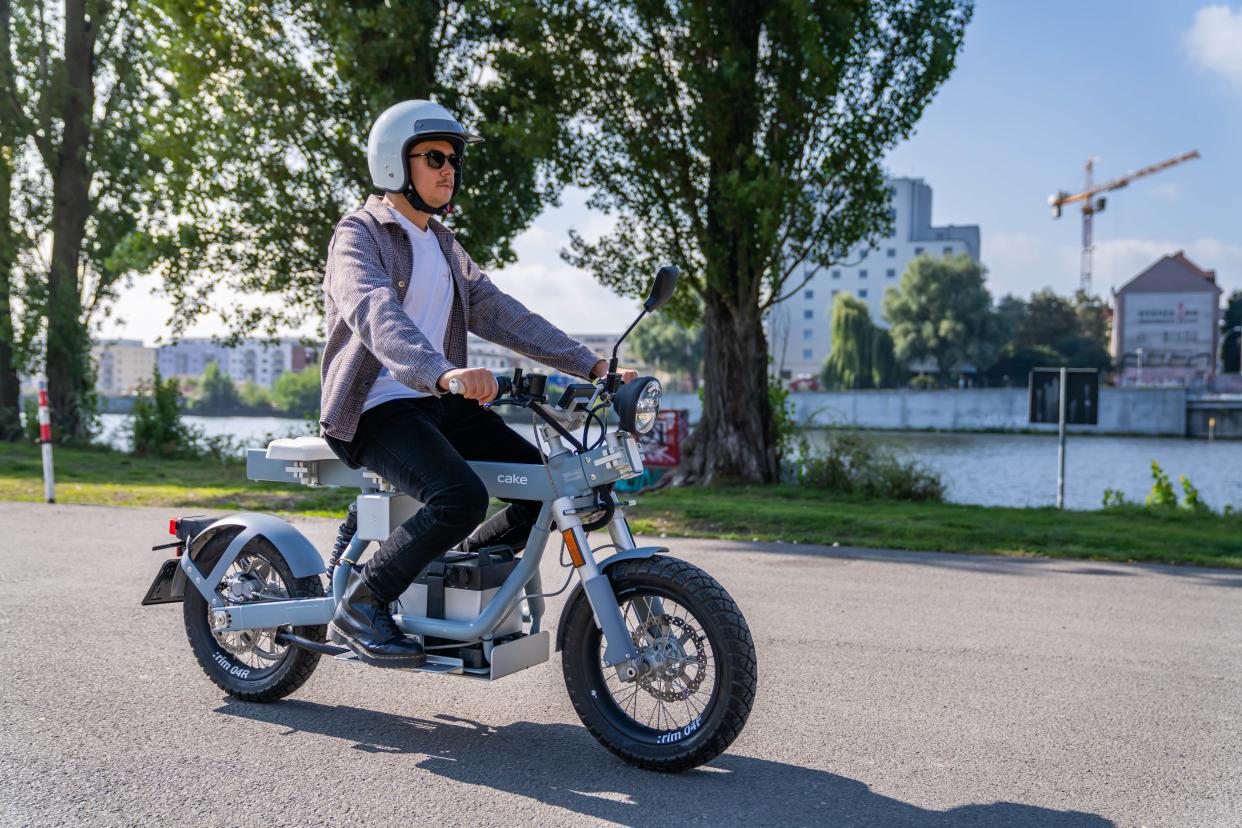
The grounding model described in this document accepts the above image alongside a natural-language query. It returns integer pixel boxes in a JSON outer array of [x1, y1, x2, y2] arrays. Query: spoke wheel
[[183, 535, 325, 703], [562, 555, 757, 772]]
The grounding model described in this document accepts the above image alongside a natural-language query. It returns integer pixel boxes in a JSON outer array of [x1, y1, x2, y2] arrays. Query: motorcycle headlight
[[614, 376, 661, 434]]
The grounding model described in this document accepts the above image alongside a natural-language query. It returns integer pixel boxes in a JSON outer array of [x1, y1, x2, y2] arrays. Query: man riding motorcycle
[[318, 100, 636, 668]]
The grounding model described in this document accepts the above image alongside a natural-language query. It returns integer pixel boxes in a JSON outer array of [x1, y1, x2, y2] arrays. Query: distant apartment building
[[1112, 251, 1222, 388], [92, 339, 156, 395], [157, 338, 320, 388], [767, 176, 981, 380], [469, 333, 648, 379]]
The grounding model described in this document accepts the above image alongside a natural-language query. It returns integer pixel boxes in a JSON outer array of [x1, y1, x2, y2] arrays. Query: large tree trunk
[[44, 0, 96, 442], [675, 290, 777, 484], [0, 0, 21, 440], [0, 143, 20, 441]]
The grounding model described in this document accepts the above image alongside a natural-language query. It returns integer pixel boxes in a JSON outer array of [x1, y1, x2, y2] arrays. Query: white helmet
[[366, 100, 483, 214]]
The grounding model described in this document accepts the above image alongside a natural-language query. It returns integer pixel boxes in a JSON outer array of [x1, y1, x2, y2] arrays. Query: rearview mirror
[[643, 265, 680, 312]]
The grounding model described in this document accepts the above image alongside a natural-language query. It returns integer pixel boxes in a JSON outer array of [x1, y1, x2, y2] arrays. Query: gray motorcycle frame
[[182, 424, 663, 674]]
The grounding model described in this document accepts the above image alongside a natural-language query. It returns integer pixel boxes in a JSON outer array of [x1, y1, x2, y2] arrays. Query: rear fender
[[180, 512, 326, 602], [553, 546, 667, 652]]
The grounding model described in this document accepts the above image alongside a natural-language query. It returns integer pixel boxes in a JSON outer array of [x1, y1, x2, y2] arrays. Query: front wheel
[[561, 555, 757, 772]]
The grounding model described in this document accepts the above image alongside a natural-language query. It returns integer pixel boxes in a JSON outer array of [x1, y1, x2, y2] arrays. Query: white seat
[[265, 435, 339, 462]]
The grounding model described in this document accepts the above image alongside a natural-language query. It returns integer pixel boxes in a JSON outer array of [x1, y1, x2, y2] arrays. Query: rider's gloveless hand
[[438, 367, 499, 403]]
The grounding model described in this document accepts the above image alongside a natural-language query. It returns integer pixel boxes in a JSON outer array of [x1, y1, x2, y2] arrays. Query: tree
[[820, 294, 873, 390], [0, 1, 161, 440], [558, 0, 971, 483], [872, 327, 900, 388], [271, 364, 320, 419], [1015, 289, 1078, 350], [627, 311, 704, 390], [1222, 290, 1241, 374], [884, 254, 999, 380], [193, 360, 239, 414], [142, 0, 584, 340]]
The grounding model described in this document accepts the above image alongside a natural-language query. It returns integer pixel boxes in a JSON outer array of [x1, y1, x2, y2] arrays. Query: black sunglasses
[[408, 149, 462, 170]]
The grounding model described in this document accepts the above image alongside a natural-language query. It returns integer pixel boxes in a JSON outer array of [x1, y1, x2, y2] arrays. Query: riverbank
[[2, 442, 1238, 568]]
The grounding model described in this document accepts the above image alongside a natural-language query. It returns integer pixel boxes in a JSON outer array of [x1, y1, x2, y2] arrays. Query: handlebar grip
[[447, 378, 464, 395]]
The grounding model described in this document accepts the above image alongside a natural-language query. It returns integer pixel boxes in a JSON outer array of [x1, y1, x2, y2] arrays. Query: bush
[[271, 364, 320, 418], [1179, 475, 1208, 513], [908, 374, 937, 390], [1101, 487, 1131, 509], [796, 431, 945, 502], [130, 368, 197, 458], [1145, 461, 1177, 509]]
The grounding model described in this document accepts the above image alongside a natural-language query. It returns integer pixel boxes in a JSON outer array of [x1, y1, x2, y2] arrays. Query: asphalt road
[[0, 501, 1239, 827]]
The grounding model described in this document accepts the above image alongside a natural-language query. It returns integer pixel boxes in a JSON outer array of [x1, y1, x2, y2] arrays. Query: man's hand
[[437, 367, 499, 403], [592, 359, 638, 385]]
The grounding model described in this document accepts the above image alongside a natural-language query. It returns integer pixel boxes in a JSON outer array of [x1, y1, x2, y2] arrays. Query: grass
[[2, 442, 1238, 568], [628, 485, 1242, 569]]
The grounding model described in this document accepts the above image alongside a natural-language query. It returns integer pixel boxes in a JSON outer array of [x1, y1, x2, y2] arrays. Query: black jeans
[[324, 395, 543, 602]]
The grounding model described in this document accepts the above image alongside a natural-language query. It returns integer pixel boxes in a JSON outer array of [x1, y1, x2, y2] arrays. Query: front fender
[[181, 512, 326, 602], [553, 545, 667, 652]]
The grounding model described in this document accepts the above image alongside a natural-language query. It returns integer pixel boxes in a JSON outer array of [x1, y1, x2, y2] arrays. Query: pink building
[[1111, 252, 1222, 388]]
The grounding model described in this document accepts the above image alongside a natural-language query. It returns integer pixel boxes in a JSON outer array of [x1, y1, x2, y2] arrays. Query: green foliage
[[768, 369, 800, 474], [1179, 475, 1208, 512], [987, 344, 1063, 387], [628, 313, 704, 389], [3, 2, 163, 440], [985, 289, 1111, 384], [144, 0, 581, 339], [1145, 461, 1177, 509], [1223, 290, 1241, 374], [796, 431, 945, 502], [553, 0, 971, 480], [192, 361, 241, 414], [130, 368, 196, 458], [872, 328, 900, 388], [820, 294, 874, 390], [238, 382, 274, 412], [1101, 488, 1131, 510], [271, 365, 321, 419], [908, 373, 938, 390], [884, 254, 1000, 379], [22, 397, 38, 443]]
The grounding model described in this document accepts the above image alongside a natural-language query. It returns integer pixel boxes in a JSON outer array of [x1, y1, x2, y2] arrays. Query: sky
[[98, 1, 1242, 345]]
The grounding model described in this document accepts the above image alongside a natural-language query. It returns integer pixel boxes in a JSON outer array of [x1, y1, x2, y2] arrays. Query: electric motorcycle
[[141, 266, 757, 771]]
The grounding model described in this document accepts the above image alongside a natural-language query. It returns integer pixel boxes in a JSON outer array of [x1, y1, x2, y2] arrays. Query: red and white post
[[37, 375, 55, 503]]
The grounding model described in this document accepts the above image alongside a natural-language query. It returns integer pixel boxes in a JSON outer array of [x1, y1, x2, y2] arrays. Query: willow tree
[[820, 294, 873, 390], [144, 0, 584, 339], [558, 0, 971, 483]]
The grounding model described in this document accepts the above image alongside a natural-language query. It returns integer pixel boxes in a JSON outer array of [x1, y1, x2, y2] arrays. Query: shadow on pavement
[[218, 700, 1114, 827]]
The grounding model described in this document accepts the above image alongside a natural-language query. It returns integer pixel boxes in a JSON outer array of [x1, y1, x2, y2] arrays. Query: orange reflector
[[563, 530, 585, 568]]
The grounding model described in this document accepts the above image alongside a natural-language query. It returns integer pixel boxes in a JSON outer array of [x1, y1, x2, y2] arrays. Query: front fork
[[556, 496, 652, 683]]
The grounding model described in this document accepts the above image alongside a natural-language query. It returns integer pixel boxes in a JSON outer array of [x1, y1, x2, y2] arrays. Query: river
[[96, 413, 1241, 512]]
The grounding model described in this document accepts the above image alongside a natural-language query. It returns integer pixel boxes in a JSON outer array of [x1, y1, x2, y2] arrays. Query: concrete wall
[[1186, 396, 1242, 438], [662, 387, 1189, 436]]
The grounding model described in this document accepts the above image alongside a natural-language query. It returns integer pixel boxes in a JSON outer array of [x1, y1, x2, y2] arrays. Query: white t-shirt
[[362, 207, 456, 411]]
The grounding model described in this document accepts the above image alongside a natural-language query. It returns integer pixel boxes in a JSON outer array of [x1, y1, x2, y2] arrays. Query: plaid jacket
[[319, 195, 601, 441]]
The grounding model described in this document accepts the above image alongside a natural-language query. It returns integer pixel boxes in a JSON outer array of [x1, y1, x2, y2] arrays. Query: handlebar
[[445, 374, 513, 398]]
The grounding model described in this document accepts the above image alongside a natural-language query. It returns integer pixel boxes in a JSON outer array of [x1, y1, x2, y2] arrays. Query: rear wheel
[[183, 535, 325, 702], [562, 555, 757, 772]]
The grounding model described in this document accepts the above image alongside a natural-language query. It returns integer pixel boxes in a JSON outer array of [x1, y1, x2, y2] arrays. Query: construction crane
[[1049, 149, 1200, 294]]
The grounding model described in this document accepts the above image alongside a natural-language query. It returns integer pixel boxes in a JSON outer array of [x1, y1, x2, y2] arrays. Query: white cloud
[[1183, 5, 1242, 93], [984, 231, 1242, 299]]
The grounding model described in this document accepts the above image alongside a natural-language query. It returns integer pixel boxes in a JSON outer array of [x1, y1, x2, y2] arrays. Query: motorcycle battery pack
[[396, 546, 523, 638]]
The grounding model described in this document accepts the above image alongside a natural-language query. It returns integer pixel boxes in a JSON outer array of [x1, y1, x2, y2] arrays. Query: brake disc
[[632, 614, 708, 702]]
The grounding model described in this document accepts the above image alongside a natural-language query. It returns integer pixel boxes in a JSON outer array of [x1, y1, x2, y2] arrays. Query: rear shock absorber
[[327, 501, 358, 579]]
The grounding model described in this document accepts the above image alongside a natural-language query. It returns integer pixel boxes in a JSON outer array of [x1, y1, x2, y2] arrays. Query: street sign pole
[[1056, 366, 1067, 510], [37, 375, 55, 503]]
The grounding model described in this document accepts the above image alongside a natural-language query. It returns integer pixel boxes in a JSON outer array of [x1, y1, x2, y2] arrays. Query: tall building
[[1111, 251, 1222, 388], [767, 177, 981, 380], [92, 339, 156, 395], [157, 338, 317, 388]]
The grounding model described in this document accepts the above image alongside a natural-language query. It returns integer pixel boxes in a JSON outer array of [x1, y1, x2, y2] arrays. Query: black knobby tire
[[183, 535, 325, 703], [561, 555, 757, 772]]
